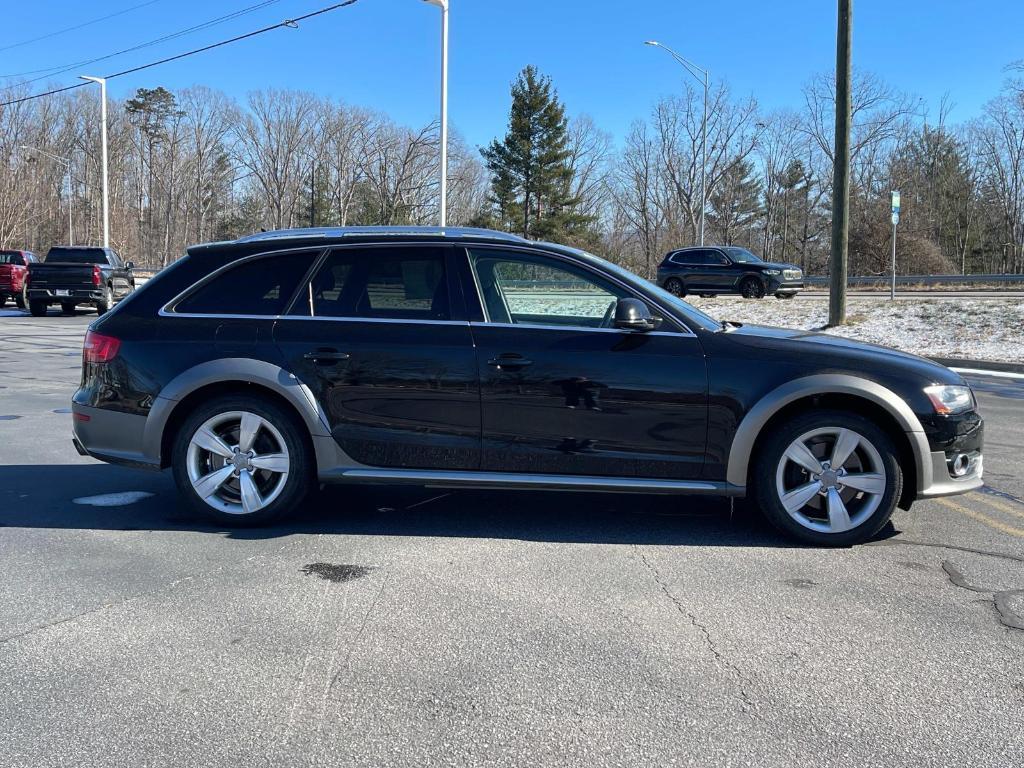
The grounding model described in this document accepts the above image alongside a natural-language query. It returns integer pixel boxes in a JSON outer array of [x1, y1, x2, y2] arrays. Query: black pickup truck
[[27, 246, 136, 316]]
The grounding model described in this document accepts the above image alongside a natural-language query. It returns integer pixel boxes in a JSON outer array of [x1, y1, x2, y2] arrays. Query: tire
[[664, 277, 685, 297], [14, 289, 25, 309], [752, 409, 902, 546], [739, 277, 765, 299], [95, 284, 112, 315], [61, 302, 76, 315], [0, 293, 7, 307], [775, 293, 796, 300], [29, 300, 47, 317], [171, 394, 313, 526]]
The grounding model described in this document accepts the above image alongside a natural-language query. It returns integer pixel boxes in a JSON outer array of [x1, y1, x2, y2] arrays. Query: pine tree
[[708, 158, 762, 245], [481, 66, 587, 241]]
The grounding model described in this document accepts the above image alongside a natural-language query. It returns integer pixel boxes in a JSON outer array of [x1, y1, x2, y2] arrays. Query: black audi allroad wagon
[[71, 227, 983, 545]]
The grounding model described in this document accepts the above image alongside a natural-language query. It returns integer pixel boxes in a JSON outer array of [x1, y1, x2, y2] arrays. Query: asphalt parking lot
[[1, 310, 1022, 767]]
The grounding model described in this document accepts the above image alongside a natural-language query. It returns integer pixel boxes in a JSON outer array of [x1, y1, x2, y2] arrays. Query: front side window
[[302, 247, 449, 321], [469, 249, 629, 329], [174, 250, 319, 315], [724, 247, 763, 264]]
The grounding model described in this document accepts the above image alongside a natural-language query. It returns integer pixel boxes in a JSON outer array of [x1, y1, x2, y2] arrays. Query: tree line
[[2, 65, 1024, 277]]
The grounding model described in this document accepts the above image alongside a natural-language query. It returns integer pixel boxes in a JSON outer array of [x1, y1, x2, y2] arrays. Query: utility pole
[[890, 190, 900, 300], [829, 0, 852, 326]]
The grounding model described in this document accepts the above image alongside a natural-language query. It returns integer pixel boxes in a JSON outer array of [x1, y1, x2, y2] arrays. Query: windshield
[[724, 247, 764, 264], [44, 247, 107, 264], [548, 244, 722, 332]]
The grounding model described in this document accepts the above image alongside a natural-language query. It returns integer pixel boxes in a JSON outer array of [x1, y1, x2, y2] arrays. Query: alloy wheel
[[186, 410, 290, 515], [774, 426, 887, 534], [665, 278, 684, 296]]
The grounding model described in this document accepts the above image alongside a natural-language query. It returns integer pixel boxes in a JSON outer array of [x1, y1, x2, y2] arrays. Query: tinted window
[[469, 249, 628, 328], [0, 252, 25, 266], [303, 247, 449, 321], [670, 251, 699, 265], [45, 247, 109, 264], [724, 247, 763, 264], [175, 250, 319, 315]]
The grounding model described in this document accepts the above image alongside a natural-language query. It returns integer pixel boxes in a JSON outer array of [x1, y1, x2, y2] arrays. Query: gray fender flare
[[141, 357, 331, 464], [725, 374, 932, 492]]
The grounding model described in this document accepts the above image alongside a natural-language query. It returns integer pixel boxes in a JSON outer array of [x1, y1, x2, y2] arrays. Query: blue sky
[[3, 0, 1022, 148]]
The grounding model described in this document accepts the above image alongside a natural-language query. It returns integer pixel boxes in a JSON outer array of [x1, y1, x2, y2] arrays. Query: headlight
[[762, 269, 781, 276], [924, 385, 975, 415]]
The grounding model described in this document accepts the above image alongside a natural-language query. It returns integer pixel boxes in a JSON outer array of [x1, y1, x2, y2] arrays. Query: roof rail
[[234, 226, 527, 244]]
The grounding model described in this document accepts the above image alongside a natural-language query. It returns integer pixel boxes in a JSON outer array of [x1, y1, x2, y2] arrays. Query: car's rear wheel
[[14, 289, 25, 309], [29, 300, 47, 317], [753, 410, 902, 546], [171, 395, 313, 526], [61, 302, 76, 314], [664, 277, 684, 297], [740, 277, 765, 299], [775, 292, 796, 300]]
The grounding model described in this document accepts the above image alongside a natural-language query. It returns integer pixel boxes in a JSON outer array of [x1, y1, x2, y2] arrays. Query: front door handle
[[303, 349, 350, 364], [487, 354, 533, 370]]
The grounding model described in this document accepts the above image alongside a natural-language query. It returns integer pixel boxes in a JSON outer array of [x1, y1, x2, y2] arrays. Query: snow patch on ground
[[687, 297, 1024, 363], [73, 492, 155, 507]]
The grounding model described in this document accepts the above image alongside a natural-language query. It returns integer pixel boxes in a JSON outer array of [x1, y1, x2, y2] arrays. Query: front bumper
[[916, 411, 984, 498], [768, 279, 804, 294], [28, 288, 104, 303]]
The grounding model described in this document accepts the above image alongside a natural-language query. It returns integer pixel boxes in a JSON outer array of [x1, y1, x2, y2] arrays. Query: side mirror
[[614, 298, 658, 332], [125, 261, 134, 270]]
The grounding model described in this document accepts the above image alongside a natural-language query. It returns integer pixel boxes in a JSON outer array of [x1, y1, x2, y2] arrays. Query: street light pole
[[423, 0, 449, 227], [644, 40, 709, 245], [20, 145, 74, 245], [79, 76, 109, 248]]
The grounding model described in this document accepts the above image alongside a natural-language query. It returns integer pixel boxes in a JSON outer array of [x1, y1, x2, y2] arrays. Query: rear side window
[[669, 252, 697, 265], [301, 247, 449, 321], [174, 250, 319, 316], [0, 252, 26, 266]]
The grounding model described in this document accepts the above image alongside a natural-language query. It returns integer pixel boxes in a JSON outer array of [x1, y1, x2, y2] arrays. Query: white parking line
[[951, 367, 1024, 380]]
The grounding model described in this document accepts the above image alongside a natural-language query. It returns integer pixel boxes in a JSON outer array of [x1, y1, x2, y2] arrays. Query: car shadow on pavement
[[0, 463, 898, 548]]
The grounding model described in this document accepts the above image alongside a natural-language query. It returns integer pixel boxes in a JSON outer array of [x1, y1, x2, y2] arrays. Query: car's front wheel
[[171, 394, 313, 525], [739, 277, 765, 299], [29, 300, 47, 317], [753, 410, 902, 546]]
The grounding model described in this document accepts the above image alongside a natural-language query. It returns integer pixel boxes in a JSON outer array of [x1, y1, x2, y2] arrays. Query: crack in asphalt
[[636, 548, 759, 717], [942, 560, 1024, 632], [868, 537, 1024, 565]]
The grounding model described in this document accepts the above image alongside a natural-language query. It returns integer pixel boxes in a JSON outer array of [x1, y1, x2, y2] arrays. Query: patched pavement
[[1, 311, 1022, 767]]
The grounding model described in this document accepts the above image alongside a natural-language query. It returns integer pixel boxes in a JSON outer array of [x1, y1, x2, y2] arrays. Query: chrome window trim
[[462, 243, 696, 337], [468, 320, 688, 338]]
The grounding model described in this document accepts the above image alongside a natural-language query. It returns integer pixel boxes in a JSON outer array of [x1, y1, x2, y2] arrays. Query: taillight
[[83, 331, 120, 364], [92, 265, 102, 286]]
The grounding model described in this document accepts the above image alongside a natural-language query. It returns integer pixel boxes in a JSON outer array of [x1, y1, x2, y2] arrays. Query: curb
[[931, 357, 1024, 375]]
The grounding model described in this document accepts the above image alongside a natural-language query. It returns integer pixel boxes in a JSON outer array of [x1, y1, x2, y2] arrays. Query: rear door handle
[[303, 349, 350, 363], [487, 354, 533, 370]]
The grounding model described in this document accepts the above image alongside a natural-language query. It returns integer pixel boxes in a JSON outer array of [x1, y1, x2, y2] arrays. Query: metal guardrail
[[803, 273, 1024, 286]]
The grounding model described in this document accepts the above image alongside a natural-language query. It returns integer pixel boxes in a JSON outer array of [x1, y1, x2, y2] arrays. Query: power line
[[0, 1, 167, 54], [2, 0, 285, 81], [0, 2, 359, 109]]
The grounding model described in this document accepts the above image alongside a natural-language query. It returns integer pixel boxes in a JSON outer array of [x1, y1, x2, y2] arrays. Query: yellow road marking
[[936, 497, 1024, 538], [969, 493, 1024, 520]]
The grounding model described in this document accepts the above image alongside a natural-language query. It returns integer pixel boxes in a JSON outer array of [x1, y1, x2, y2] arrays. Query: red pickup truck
[[0, 250, 37, 309]]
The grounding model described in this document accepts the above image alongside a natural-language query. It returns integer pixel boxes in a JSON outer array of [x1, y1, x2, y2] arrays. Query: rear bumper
[[71, 402, 160, 470], [28, 288, 104, 302]]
